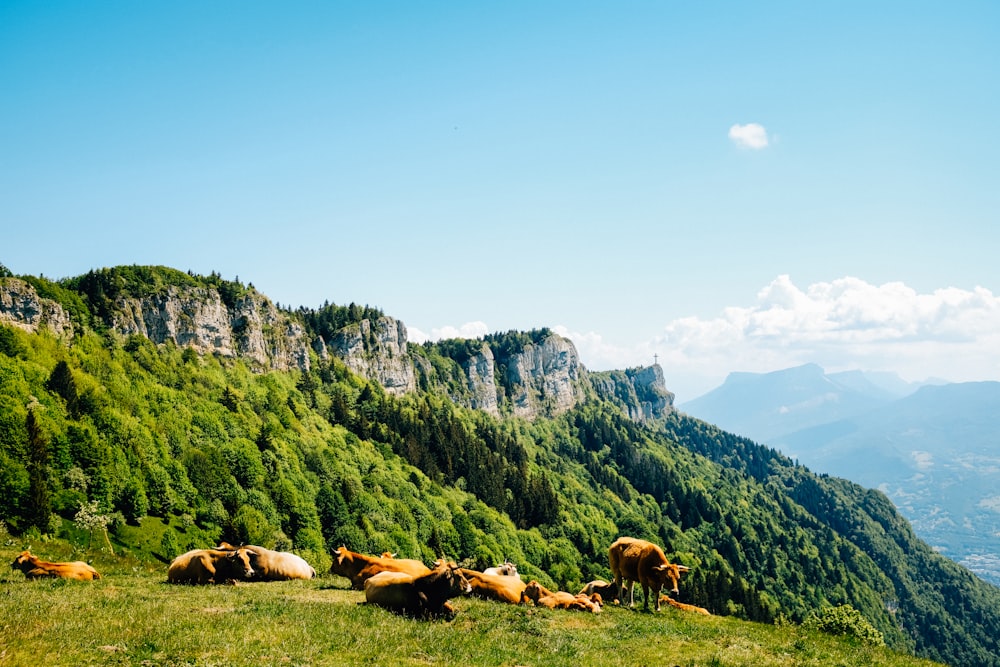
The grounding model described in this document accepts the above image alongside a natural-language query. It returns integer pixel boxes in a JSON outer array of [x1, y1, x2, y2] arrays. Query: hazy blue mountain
[[678, 364, 919, 444], [772, 381, 1000, 584], [683, 369, 1000, 584]]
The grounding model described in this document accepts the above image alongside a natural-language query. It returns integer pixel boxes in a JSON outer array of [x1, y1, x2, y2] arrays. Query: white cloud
[[559, 276, 1000, 401], [407, 321, 489, 344], [408, 277, 1000, 403], [729, 122, 769, 149]]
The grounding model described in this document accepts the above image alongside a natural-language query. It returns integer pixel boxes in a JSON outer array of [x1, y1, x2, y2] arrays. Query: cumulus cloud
[[729, 122, 769, 149], [407, 321, 489, 344], [557, 276, 1000, 401]]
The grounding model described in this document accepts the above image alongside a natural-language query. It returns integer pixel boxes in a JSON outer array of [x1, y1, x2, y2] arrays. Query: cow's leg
[[652, 584, 662, 611]]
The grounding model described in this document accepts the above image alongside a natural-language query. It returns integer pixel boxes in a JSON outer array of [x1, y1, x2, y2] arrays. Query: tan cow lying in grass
[[520, 581, 602, 613], [460, 568, 527, 604], [217, 542, 315, 580], [609, 536, 690, 612], [167, 547, 255, 584], [659, 595, 711, 615], [330, 546, 431, 589], [364, 561, 472, 618], [10, 551, 101, 581]]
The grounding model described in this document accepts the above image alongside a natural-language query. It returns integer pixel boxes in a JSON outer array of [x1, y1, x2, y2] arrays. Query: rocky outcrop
[[502, 333, 583, 419], [589, 364, 674, 422], [327, 316, 415, 396], [463, 344, 500, 416], [2, 270, 675, 424], [111, 286, 311, 371], [0, 278, 73, 338]]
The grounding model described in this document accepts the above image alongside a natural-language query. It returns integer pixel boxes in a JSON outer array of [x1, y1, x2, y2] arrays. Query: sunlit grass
[[0, 554, 943, 667]]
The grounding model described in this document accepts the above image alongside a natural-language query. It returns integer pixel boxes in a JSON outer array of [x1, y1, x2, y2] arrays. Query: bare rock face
[[327, 316, 415, 395], [504, 334, 582, 419], [0, 278, 73, 338], [589, 364, 674, 422], [463, 343, 500, 416], [111, 286, 311, 371]]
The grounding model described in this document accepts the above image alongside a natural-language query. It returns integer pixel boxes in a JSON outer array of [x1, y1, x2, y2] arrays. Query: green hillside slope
[[1, 266, 999, 666]]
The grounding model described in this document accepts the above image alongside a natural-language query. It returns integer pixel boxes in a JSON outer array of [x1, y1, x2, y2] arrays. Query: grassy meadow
[[1, 545, 944, 667]]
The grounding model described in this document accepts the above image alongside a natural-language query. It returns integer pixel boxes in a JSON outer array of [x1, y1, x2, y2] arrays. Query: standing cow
[[609, 537, 690, 612]]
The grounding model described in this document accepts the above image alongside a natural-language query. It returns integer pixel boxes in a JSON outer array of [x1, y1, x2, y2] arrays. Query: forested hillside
[[2, 265, 1000, 666]]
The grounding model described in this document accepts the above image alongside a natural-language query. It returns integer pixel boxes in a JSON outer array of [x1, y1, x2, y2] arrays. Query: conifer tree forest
[[2, 266, 1000, 666]]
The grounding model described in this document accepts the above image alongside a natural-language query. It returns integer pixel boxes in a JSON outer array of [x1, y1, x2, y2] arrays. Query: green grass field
[[0, 545, 943, 667]]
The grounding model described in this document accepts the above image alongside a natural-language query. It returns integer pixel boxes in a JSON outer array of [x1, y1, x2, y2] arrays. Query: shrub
[[803, 604, 886, 647]]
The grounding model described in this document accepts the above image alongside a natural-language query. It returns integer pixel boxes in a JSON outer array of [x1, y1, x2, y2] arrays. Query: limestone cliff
[[1, 268, 672, 422], [0, 278, 73, 338], [589, 364, 675, 422], [326, 315, 416, 396], [111, 285, 312, 372], [462, 343, 500, 416], [502, 333, 583, 419]]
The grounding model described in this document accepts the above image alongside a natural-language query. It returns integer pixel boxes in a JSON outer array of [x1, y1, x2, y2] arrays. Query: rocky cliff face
[[2, 270, 673, 422], [589, 364, 675, 422], [111, 286, 312, 372], [0, 278, 73, 338], [462, 343, 500, 416], [503, 334, 583, 419], [327, 316, 416, 396]]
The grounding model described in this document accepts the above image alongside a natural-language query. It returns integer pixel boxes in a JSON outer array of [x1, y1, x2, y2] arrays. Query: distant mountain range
[[680, 365, 1000, 584]]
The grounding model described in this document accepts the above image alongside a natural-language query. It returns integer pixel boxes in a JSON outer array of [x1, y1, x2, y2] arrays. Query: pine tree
[[25, 405, 52, 532]]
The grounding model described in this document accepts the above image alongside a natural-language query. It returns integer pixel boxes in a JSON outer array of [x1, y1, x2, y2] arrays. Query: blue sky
[[2, 2, 998, 400]]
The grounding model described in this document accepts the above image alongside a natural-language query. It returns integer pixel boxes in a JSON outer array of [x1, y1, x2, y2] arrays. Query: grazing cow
[[217, 542, 315, 580], [10, 551, 101, 581], [167, 547, 255, 584], [460, 568, 527, 605], [520, 581, 602, 613], [609, 537, 690, 612], [364, 561, 472, 618], [483, 559, 520, 579], [659, 595, 711, 615], [578, 579, 619, 603], [330, 546, 430, 590]]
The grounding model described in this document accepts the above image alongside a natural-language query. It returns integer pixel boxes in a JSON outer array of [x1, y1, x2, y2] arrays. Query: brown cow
[[609, 536, 690, 612], [659, 595, 711, 615], [460, 568, 527, 604], [11, 551, 101, 581], [520, 580, 602, 613], [578, 579, 619, 603], [364, 561, 472, 618], [217, 542, 315, 580], [330, 546, 430, 589], [167, 547, 255, 584]]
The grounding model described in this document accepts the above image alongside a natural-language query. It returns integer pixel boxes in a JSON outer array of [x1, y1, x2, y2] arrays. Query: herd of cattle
[[9, 536, 710, 618]]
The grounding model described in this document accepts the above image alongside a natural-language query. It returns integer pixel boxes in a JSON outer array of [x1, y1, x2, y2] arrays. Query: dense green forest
[[2, 265, 1000, 666]]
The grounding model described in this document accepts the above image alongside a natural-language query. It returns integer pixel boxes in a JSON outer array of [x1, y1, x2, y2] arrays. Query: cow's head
[[521, 580, 544, 603], [229, 548, 256, 579], [653, 563, 690, 596], [11, 551, 34, 571]]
